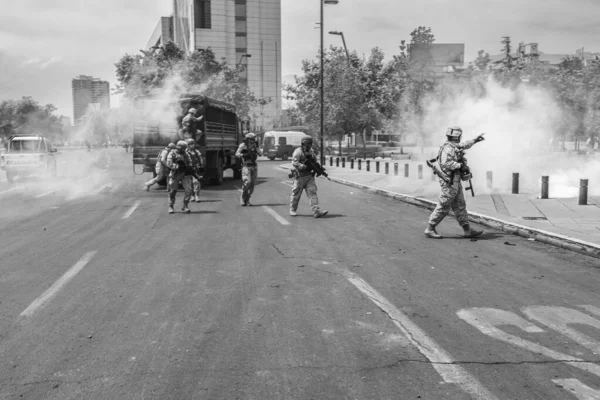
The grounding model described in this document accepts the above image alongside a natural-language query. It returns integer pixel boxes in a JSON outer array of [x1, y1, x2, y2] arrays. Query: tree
[[474, 50, 491, 71], [0, 97, 63, 142], [409, 26, 435, 45]]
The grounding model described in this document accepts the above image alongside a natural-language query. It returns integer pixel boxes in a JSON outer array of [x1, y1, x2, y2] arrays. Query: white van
[[263, 131, 307, 161]]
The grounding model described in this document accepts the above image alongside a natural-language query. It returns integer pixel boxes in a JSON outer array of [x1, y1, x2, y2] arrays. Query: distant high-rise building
[[148, 0, 282, 131], [72, 75, 110, 125]]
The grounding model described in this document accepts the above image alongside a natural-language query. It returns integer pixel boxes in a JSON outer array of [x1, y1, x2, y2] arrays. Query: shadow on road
[[252, 203, 288, 207], [441, 232, 506, 241]]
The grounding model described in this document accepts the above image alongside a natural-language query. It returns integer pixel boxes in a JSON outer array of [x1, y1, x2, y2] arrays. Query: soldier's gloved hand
[[172, 164, 179, 171], [475, 134, 485, 143], [297, 164, 305, 170]]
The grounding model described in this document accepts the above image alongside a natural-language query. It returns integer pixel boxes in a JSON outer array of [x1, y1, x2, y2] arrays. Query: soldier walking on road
[[186, 138, 204, 202], [145, 143, 175, 191], [166, 140, 193, 214], [425, 126, 484, 239], [235, 133, 262, 206], [289, 136, 328, 218]]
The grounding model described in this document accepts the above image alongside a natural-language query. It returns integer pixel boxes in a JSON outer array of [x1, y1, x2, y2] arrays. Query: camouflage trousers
[[169, 172, 193, 206], [290, 175, 320, 213], [428, 178, 469, 228], [145, 165, 168, 188], [241, 166, 258, 200], [192, 176, 201, 196]]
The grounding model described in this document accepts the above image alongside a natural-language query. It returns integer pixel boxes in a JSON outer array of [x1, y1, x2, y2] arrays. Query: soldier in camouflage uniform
[[235, 133, 263, 206], [181, 107, 204, 140], [289, 136, 328, 218], [186, 138, 204, 202], [425, 127, 485, 238], [144, 143, 175, 191], [166, 140, 193, 214]]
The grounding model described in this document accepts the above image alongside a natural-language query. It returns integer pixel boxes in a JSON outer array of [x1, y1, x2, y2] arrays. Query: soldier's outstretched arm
[[235, 143, 246, 158]]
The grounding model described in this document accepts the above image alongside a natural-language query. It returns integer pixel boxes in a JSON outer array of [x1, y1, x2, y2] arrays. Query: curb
[[278, 164, 600, 259]]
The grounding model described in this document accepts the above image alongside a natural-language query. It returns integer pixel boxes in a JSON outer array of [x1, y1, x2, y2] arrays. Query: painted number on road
[[457, 306, 600, 399]]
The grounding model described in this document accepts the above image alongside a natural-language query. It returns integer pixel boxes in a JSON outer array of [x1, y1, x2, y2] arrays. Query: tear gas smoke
[[399, 76, 600, 198]]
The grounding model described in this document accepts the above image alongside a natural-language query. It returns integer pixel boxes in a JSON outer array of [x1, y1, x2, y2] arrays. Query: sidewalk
[[280, 160, 600, 259]]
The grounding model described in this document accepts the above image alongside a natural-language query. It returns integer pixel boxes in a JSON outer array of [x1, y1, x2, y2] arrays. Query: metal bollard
[[336, 157, 339, 167], [579, 179, 588, 205], [486, 171, 493, 189], [358, 159, 362, 170], [418, 164, 423, 179], [376, 161, 380, 173], [512, 173, 519, 194], [342, 157, 346, 168], [394, 163, 398, 176], [367, 160, 370, 172], [385, 162, 389, 175], [350, 159, 354, 169], [329, 157, 333, 167], [404, 163, 409, 178], [541, 176, 549, 199]]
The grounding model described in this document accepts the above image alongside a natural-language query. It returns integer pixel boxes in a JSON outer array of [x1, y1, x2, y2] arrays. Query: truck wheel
[[268, 156, 275, 161], [282, 153, 289, 161]]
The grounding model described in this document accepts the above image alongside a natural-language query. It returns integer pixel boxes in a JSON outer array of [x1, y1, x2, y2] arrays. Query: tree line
[[285, 27, 600, 150]]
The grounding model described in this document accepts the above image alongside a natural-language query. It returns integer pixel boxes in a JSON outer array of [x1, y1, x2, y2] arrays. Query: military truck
[[132, 93, 243, 185]]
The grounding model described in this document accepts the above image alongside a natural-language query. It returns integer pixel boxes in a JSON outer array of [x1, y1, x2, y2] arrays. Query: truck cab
[[0, 134, 58, 182]]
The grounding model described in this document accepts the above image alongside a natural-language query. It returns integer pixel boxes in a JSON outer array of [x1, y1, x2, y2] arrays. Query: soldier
[[166, 140, 194, 214], [235, 132, 263, 206], [181, 107, 204, 140], [144, 143, 175, 191], [186, 138, 204, 202], [425, 126, 485, 239], [289, 136, 328, 218]]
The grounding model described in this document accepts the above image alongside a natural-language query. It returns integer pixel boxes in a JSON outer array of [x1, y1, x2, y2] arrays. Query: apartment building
[[148, 0, 281, 130], [72, 75, 110, 125]]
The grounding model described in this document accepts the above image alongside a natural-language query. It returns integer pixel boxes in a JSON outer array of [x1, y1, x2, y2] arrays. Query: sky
[[1, 0, 599, 120]]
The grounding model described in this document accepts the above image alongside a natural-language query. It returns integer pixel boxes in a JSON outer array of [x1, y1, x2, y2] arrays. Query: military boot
[[314, 209, 328, 218], [424, 225, 442, 239], [182, 202, 191, 213], [246, 196, 252, 207], [463, 225, 483, 238], [168, 205, 175, 214], [240, 194, 248, 206]]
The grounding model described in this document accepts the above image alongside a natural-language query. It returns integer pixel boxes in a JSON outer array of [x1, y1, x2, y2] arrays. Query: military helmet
[[186, 138, 196, 145], [445, 126, 463, 140], [188, 108, 197, 114], [168, 143, 176, 149], [245, 132, 256, 140], [176, 140, 188, 149], [301, 135, 313, 146]]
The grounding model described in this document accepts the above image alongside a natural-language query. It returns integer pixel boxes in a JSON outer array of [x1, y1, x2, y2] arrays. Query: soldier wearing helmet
[[289, 135, 328, 218], [424, 127, 485, 239], [186, 138, 204, 202], [181, 107, 204, 140], [166, 140, 194, 214], [235, 132, 263, 206], [144, 143, 175, 192]]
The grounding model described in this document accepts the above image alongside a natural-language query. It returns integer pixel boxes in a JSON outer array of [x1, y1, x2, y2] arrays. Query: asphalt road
[[0, 148, 599, 400]]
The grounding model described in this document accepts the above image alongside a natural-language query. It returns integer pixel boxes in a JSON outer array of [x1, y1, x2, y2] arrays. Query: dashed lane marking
[[0, 187, 19, 196], [20, 251, 98, 318], [281, 181, 293, 188], [122, 200, 141, 219], [35, 190, 56, 199], [263, 206, 290, 226], [345, 271, 498, 400]]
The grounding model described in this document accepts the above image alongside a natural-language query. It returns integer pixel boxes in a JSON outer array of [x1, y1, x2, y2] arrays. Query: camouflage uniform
[[428, 139, 477, 229], [187, 147, 204, 200], [144, 147, 169, 190], [235, 141, 263, 205], [290, 147, 322, 214], [166, 148, 193, 208]]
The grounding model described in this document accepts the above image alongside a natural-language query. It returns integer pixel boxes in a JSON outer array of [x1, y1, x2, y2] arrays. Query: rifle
[[305, 155, 330, 180], [458, 134, 485, 197]]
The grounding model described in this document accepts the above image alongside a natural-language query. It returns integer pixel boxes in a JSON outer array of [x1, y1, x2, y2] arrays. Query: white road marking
[[93, 184, 111, 195], [122, 200, 141, 219], [35, 190, 56, 199], [281, 181, 293, 188], [346, 273, 498, 399], [263, 206, 290, 226], [0, 187, 19, 196], [457, 308, 600, 378], [20, 251, 98, 318], [523, 306, 600, 355], [552, 379, 600, 399]]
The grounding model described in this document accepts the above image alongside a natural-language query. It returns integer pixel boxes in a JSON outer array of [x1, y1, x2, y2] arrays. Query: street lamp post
[[320, 0, 339, 166], [328, 31, 349, 66], [238, 53, 252, 67]]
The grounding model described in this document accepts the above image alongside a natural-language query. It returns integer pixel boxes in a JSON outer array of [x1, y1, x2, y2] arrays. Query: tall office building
[[72, 75, 110, 125], [149, 0, 281, 130]]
